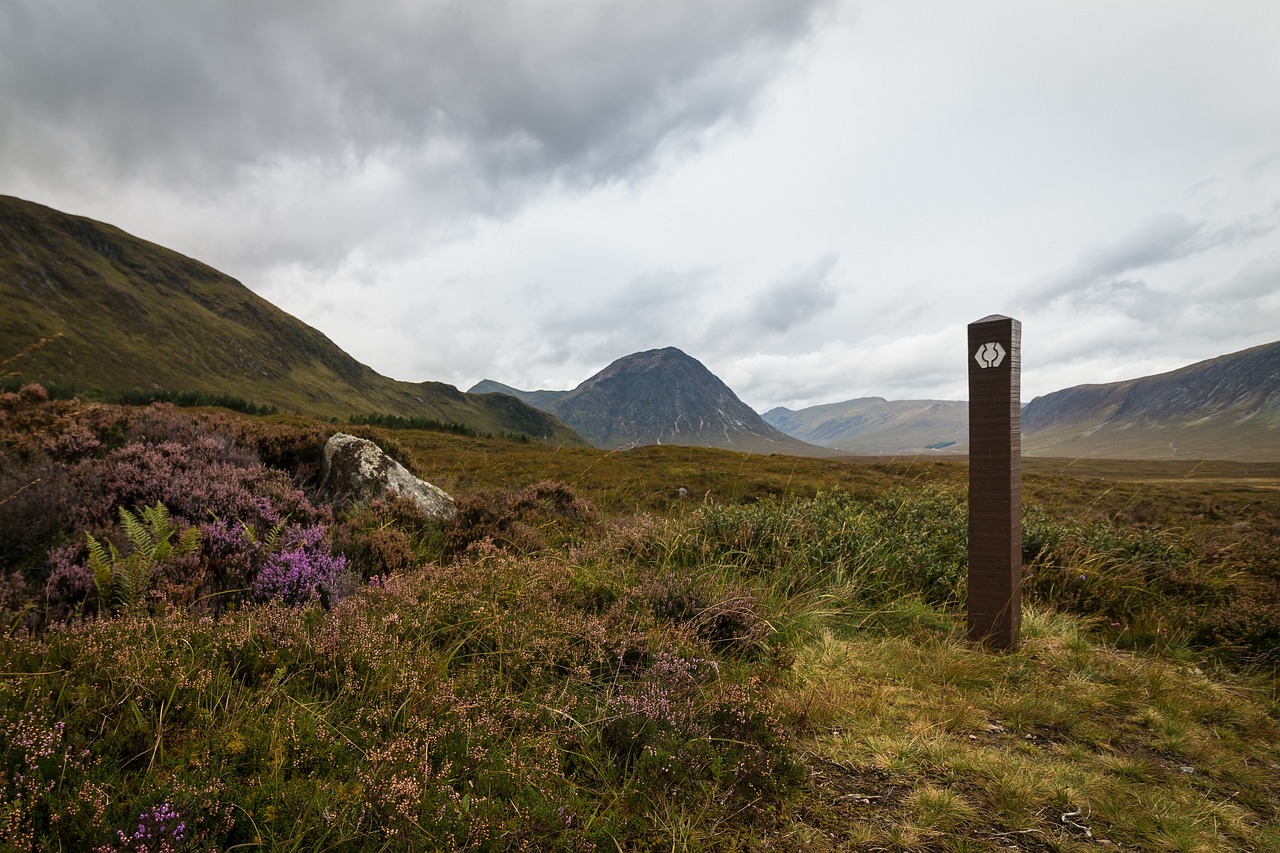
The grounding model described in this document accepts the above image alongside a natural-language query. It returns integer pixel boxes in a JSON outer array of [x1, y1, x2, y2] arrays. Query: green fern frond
[[264, 519, 287, 552], [86, 533, 115, 610], [140, 502, 172, 538], [117, 553, 151, 610], [176, 525, 202, 558], [118, 506, 155, 553], [143, 501, 170, 525]]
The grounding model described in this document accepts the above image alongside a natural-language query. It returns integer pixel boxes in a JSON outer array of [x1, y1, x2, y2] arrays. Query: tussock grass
[[774, 604, 1280, 851]]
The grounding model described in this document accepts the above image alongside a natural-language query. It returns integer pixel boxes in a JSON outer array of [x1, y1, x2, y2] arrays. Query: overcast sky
[[3, 0, 1278, 411]]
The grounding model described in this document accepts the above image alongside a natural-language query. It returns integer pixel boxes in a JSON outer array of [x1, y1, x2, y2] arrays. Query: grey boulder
[[320, 433, 457, 521]]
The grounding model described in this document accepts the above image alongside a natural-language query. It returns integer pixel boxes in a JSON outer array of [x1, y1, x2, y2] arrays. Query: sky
[[2, 0, 1278, 412]]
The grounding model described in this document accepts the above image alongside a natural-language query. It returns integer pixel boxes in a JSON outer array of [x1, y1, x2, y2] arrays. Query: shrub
[[601, 652, 798, 809], [1024, 516, 1206, 645], [69, 436, 318, 532], [0, 453, 72, 573], [0, 394, 335, 621], [645, 571, 774, 658], [331, 496, 445, 580], [105, 801, 187, 853], [0, 707, 108, 849], [444, 480, 597, 558]]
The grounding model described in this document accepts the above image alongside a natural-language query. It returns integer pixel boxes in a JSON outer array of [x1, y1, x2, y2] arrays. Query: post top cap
[[972, 314, 1014, 323]]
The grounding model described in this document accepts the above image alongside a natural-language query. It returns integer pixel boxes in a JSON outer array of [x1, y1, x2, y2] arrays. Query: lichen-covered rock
[[320, 433, 456, 521]]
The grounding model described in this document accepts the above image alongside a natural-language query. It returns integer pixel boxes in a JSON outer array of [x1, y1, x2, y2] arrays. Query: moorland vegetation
[[1, 384, 1278, 851]]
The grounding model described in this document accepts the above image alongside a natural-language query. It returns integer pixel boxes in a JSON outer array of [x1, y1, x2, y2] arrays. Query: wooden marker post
[[967, 315, 1021, 649]]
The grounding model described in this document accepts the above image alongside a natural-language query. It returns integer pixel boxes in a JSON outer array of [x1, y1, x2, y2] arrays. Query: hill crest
[[0, 195, 584, 444]]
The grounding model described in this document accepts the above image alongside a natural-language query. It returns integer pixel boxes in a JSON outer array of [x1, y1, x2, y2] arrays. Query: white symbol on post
[[974, 342, 1006, 369]]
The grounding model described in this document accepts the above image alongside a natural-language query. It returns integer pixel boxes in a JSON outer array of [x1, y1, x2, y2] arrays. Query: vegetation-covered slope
[[3, 391, 1279, 850], [0, 195, 583, 443], [763, 396, 969, 455], [1023, 340, 1280, 461]]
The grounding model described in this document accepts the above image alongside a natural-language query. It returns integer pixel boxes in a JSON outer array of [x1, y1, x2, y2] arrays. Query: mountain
[[763, 398, 969, 455], [471, 347, 835, 455], [466, 380, 569, 412], [1022, 340, 1280, 461], [0, 195, 583, 444], [763, 343, 1279, 462]]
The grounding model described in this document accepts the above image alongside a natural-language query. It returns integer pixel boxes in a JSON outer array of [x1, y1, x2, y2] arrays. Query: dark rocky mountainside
[[1022, 340, 1280, 461], [472, 348, 835, 455], [0, 195, 582, 443], [763, 397, 969, 455]]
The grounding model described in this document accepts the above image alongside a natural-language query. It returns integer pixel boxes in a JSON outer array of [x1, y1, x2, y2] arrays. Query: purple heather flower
[[253, 524, 346, 605]]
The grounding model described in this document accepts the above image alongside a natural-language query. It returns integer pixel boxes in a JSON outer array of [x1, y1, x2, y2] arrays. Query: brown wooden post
[[967, 314, 1021, 649]]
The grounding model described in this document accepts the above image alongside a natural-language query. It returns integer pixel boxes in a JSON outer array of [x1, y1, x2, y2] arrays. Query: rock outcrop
[[320, 433, 456, 520]]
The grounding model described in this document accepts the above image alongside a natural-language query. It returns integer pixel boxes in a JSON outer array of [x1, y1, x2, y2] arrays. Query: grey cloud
[[695, 254, 841, 358], [744, 254, 839, 334], [1023, 210, 1279, 311], [1026, 213, 1200, 305], [1027, 250, 1280, 374], [535, 268, 709, 367], [1076, 213, 1200, 280], [1216, 253, 1280, 299], [0, 1, 836, 195], [1078, 277, 1177, 323], [0, 0, 838, 277]]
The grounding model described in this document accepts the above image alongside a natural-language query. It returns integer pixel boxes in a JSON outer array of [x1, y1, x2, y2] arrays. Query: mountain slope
[[473, 348, 835, 455], [0, 195, 583, 443], [763, 398, 968, 455], [1022, 340, 1280, 461], [467, 380, 569, 412]]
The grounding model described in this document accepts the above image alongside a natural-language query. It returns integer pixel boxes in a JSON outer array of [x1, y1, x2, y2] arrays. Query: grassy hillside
[[0, 195, 584, 444], [1024, 410, 1280, 462], [2, 392, 1278, 850], [1023, 340, 1280, 462], [763, 397, 969, 455]]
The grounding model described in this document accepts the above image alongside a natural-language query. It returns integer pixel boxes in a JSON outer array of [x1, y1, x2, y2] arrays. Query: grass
[[2, 395, 1279, 850], [773, 606, 1280, 851]]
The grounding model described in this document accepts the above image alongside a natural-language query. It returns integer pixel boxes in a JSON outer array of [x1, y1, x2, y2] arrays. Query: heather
[[2, 391, 1279, 850]]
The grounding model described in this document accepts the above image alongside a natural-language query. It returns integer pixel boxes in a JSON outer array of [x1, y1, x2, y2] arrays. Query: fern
[[262, 519, 286, 552], [85, 502, 202, 613], [86, 533, 117, 611]]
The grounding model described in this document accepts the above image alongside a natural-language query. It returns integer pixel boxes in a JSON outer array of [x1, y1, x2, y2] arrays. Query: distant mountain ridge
[[471, 348, 835, 455], [1021, 340, 1280, 461], [765, 342, 1279, 462], [0, 195, 583, 444], [467, 380, 568, 412], [763, 398, 968, 455]]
